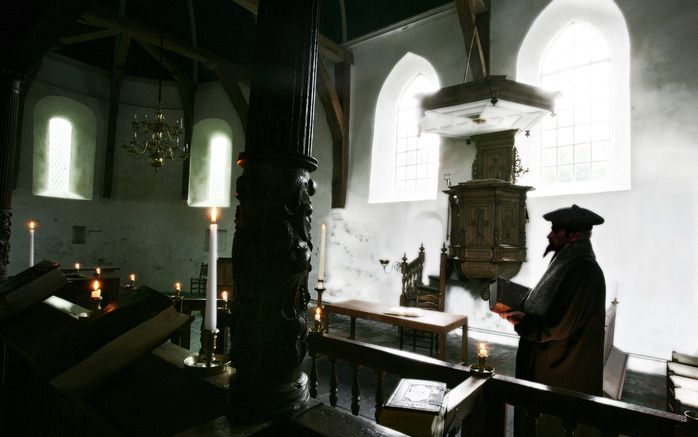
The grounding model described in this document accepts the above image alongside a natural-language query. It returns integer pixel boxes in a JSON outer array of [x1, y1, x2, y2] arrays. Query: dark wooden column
[[228, 0, 319, 424], [0, 71, 24, 280]]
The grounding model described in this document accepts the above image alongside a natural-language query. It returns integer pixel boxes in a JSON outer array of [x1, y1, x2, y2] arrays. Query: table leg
[[437, 332, 446, 361], [461, 322, 468, 363], [349, 316, 356, 340]]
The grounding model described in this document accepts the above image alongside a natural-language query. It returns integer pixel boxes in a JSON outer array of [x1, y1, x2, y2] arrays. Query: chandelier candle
[[206, 208, 218, 331], [27, 221, 36, 267]]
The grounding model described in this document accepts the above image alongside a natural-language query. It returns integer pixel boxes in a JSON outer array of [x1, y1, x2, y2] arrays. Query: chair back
[[199, 262, 208, 280], [399, 244, 425, 306]]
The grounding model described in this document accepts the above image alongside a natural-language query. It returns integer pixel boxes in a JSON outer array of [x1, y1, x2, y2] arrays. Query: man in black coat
[[502, 204, 606, 436]]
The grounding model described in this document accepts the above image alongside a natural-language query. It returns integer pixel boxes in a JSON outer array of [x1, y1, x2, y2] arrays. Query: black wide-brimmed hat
[[543, 204, 604, 230]]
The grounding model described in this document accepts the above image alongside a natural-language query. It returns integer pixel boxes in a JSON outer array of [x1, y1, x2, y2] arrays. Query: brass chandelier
[[122, 27, 188, 171]]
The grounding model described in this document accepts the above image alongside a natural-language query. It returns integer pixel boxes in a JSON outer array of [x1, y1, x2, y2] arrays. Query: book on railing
[[489, 276, 530, 314], [0, 260, 68, 323], [378, 378, 447, 437], [1, 286, 191, 398]]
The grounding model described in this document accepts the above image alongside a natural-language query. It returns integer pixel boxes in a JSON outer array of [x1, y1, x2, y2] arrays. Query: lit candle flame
[[222, 290, 228, 301], [75, 263, 80, 270], [478, 342, 488, 358], [96, 267, 101, 276], [314, 307, 322, 322], [28, 221, 36, 230], [129, 274, 135, 282], [92, 280, 100, 291], [210, 207, 218, 224], [175, 282, 181, 291]]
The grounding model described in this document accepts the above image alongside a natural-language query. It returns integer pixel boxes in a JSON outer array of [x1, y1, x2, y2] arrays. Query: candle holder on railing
[[312, 282, 326, 333], [91, 296, 103, 311], [468, 342, 495, 377], [183, 328, 229, 375]]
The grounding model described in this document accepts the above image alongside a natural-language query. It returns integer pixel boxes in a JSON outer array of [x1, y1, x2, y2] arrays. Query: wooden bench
[[602, 298, 628, 400], [667, 351, 698, 414]]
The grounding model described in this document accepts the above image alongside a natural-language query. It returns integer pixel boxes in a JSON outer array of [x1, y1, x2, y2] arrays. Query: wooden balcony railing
[[307, 332, 698, 437]]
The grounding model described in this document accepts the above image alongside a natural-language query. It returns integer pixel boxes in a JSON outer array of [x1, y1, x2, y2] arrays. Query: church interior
[[1, 0, 698, 435]]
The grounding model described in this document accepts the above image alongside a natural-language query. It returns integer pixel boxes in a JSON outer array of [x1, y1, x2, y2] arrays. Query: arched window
[[369, 53, 440, 203], [33, 96, 96, 200], [47, 117, 73, 195], [187, 118, 233, 207], [516, 0, 630, 196]]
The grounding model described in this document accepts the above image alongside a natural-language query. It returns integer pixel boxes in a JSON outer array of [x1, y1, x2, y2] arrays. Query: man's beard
[[543, 242, 556, 257]]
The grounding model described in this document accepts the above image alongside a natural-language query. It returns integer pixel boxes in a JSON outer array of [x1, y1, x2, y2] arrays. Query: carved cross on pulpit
[[472, 208, 489, 243]]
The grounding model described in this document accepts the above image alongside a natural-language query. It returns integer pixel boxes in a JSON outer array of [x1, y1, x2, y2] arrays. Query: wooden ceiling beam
[[59, 28, 119, 45], [102, 33, 131, 199], [455, 0, 487, 80], [80, 8, 250, 84], [230, 0, 353, 64], [316, 61, 350, 209]]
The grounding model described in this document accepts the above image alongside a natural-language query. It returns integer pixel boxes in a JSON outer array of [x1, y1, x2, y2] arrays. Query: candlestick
[[183, 328, 229, 375], [205, 208, 218, 331], [470, 342, 494, 376], [28, 221, 36, 267], [317, 223, 326, 285]]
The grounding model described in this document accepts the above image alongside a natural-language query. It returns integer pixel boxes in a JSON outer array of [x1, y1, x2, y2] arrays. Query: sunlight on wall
[[188, 118, 233, 207], [33, 96, 96, 200]]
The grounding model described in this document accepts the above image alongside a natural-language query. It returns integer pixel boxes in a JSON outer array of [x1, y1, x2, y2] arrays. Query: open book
[[378, 378, 447, 437], [1, 286, 191, 398], [384, 306, 425, 317], [0, 260, 68, 322], [489, 276, 530, 313]]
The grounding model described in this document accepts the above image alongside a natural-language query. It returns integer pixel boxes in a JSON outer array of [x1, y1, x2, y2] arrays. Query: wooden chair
[[399, 244, 448, 357], [190, 262, 207, 295]]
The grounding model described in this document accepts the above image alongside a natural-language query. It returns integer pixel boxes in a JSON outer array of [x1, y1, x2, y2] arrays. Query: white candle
[[91, 280, 102, 299], [478, 342, 488, 358], [205, 207, 218, 331], [318, 223, 326, 283], [28, 221, 36, 267]]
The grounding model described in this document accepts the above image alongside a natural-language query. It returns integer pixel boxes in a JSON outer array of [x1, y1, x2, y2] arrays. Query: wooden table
[[323, 299, 468, 362]]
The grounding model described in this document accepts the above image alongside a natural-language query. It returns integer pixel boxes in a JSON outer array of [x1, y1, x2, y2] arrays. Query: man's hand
[[500, 311, 526, 325]]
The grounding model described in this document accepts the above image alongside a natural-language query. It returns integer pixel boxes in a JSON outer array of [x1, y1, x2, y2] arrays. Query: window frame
[[369, 52, 441, 203], [516, 0, 630, 197]]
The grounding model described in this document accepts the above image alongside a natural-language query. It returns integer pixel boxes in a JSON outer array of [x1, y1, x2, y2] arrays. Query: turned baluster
[[329, 356, 338, 407], [374, 369, 384, 422], [309, 353, 318, 398], [351, 363, 360, 415]]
